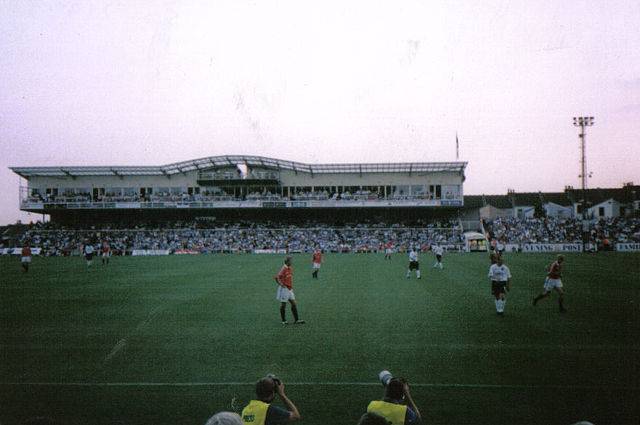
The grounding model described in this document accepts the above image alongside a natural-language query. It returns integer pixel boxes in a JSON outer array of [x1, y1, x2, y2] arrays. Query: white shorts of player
[[544, 277, 563, 292], [102, 252, 110, 257], [276, 286, 296, 302], [312, 262, 321, 270], [21, 256, 31, 263]]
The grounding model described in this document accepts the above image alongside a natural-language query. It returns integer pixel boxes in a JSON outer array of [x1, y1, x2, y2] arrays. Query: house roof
[[565, 186, 640, 205], [482, 194, 513, 209], [542, 192, 573, 207], [463, 195, 485, 208], [509, 192, 541, 206]]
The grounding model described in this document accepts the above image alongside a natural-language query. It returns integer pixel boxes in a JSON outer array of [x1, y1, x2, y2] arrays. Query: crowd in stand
[[8, 219, 463, 256], [590, 216, 640, 246], [25, 187, 441, 205], [485, 217, 583, 244], [4, 216, 639, 256], [484, 216, 640, 246]]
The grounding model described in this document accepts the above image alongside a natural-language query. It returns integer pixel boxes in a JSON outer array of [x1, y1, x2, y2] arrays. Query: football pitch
[[1, 252, 639, 425]]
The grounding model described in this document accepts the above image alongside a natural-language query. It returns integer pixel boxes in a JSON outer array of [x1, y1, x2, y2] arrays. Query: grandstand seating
[[3, 216, 639, 255], [8, 219, 464, 255]]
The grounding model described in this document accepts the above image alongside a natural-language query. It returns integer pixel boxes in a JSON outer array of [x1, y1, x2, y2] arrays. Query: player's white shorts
[[544, 277, 563, 292], [102, 252, 111, 258], [21, 256, 31, 263], [312, 262, 321, 270], [276, 286, 296, 302]]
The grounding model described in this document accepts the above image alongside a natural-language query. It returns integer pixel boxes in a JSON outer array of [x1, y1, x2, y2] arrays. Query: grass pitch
[[1, 252, 639, 425]]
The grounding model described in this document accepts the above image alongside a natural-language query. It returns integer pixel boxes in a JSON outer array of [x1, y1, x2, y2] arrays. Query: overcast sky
[[1, 0, 639, 225]]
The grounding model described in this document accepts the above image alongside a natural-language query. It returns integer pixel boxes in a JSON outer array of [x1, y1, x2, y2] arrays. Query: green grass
[[1, 252, 639, 425]]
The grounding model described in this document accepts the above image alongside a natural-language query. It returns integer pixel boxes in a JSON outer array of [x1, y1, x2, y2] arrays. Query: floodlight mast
[[573, 116, 594, 252], [572, 116, 594, 214]]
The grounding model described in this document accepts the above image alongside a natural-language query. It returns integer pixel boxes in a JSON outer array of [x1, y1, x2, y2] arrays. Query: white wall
[[588, 199, 621, 218], [545, 202, 574, 218]]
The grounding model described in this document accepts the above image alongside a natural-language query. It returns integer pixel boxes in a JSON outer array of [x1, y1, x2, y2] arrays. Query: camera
[[378, 370, 393, 386], [267, 374, 281, 385], [378, 370, 406, 387]]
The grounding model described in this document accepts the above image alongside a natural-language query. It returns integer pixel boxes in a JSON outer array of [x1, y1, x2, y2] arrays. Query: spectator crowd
[[484, 216, 640, 246], [6, 219, 463, 256], [25, 186, 444, 206], [4, 216, 639, 256]]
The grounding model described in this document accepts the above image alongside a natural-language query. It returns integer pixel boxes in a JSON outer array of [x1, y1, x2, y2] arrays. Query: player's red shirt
[[102, 244, 111, 254], [22, 247, 32, 257], [547, 262, 563, 279], [276, 265, 293, 289], [386, 241, 392, 249], [312, 252, 322, 264]]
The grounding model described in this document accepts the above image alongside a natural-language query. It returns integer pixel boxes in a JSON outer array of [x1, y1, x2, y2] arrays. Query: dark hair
[[256, 377, 277, 400], [22, 418, 61, 425], [385, 377, 405, 400], [357, 412, 390, 425]]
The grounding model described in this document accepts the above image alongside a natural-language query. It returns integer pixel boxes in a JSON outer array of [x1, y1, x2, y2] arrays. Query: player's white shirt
[[84, 245, 94, 255], [408, 250, 418, 262], [488, 264, 511, 282], [433, 246, 443, 256]]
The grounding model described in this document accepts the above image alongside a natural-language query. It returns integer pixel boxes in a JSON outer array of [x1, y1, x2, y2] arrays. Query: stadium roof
[[11, 155, 467, 178]]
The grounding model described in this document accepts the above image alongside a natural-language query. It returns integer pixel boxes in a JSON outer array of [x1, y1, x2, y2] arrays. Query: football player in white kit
[[488, 256, 511, 316], [406, 246, 421, 279], [432, 245, 444, 270]]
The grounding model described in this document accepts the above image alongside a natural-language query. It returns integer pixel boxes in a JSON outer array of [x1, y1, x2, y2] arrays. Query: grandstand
[[11, 155, 467, 226], [7, 157, 640, 254]]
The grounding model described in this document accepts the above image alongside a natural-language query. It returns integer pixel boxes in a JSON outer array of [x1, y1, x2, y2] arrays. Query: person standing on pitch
[[241, 375, 301, 425], [275, 257, 305, 325], [533, 254, 567, 312], [101, 240, 111, 265], [384, 240, 393, 260], [21, 244, 32, 273], [406, 246, 421, 279], [311, 247, 322, 279], [432, 244, 444, 270], [367, 376, 421, 425], [83, 239, 95, 267], [488, 256, 511, 316]]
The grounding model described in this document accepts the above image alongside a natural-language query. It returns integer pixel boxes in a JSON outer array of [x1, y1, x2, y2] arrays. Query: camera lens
[[378, 370, 393, 386]]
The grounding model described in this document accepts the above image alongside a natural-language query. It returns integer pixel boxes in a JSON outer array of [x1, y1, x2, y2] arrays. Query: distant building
[[464, 183, 639, 221]]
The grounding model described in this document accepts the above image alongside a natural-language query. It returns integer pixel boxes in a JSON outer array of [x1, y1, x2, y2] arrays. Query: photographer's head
[[357, 412, 390, 425], [204, 411, 242, 425], [384, 377, 405, 401], [256, 376, 279, 402]]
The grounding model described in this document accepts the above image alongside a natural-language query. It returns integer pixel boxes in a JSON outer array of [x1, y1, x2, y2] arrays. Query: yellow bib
[[367, 400, 408, 425], [242, 400, 270, 425]]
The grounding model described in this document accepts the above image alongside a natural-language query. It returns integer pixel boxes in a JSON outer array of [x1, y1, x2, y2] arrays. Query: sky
[[1, 0, 639, 225]]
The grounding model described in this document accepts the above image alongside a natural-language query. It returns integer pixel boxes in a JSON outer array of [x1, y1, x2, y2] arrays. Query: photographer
[[367, 377, 421, 425], [241, 375, 300, 425]]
